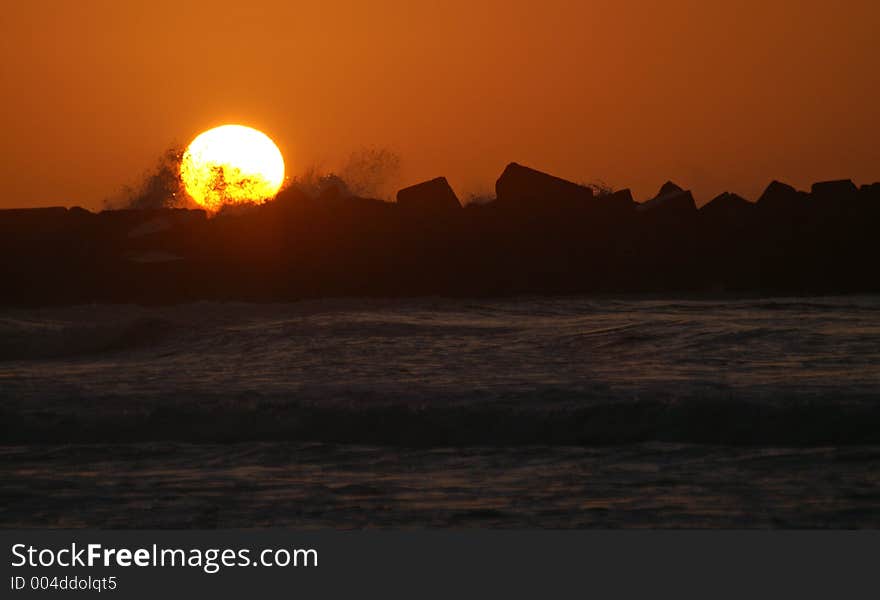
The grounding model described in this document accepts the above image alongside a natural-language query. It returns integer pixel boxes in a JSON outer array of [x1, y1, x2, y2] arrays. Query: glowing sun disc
[[180, 124, 285, 211]]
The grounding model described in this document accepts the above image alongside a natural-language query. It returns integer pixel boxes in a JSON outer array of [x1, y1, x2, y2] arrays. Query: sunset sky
[[1, 0, 877, 209]]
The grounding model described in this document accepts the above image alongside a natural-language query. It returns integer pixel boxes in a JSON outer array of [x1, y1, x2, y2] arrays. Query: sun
[[180, 124, 285, 211]]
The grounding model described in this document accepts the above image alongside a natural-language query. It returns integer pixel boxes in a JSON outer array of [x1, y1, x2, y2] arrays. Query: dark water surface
[[2, 296, 879, 527]]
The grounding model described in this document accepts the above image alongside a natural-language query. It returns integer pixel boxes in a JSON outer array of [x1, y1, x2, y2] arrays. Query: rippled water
[[1, 296, 879, 527]]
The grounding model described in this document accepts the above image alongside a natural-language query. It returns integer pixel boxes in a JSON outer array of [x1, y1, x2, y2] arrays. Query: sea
[[2, 296, 879, 528]]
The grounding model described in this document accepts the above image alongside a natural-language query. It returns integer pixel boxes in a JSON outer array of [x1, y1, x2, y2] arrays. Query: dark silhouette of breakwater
[[1, 163, 878, 305]]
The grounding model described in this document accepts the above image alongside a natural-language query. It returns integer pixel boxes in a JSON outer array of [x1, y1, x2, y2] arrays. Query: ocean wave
[[2, 296, 879, 448], [0, 315, 180, 361], [3, 395, 879, 447]]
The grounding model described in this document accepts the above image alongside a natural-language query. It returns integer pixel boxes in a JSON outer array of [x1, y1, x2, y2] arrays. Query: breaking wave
[[0, 315, 180, 361], [1, 296, 879, 447], [2, 392, 880, 447]]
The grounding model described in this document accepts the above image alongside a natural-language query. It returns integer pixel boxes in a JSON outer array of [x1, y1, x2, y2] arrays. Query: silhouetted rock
[[859, 182, 880, 205], [313, 174, 350, 200], [637, 182, 696, 216], [0, 206, 68, 220], [810, 180, 859, 209], [92, 209, 205, 242], [812, 179, 857, 197], [657, 181, 684, 196], [0, 207, 82, 238], [757, 180, 803, 212], [396, 177, 461, 213], [857, 183, 880, 217], [267, 185, 314, 213], [127, 209, 207, 238], [2, 164, 880, 304], [599, 188, 636, 215], [317, 180, 349, 204], [700, 192, 753, 220], [69, 206, 93, 218], [808, 180, 859, 219], [495, 163, 593, 209]]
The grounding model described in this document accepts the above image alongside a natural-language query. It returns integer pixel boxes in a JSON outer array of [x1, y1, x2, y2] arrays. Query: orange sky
[[1, 0, 878, 209]]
